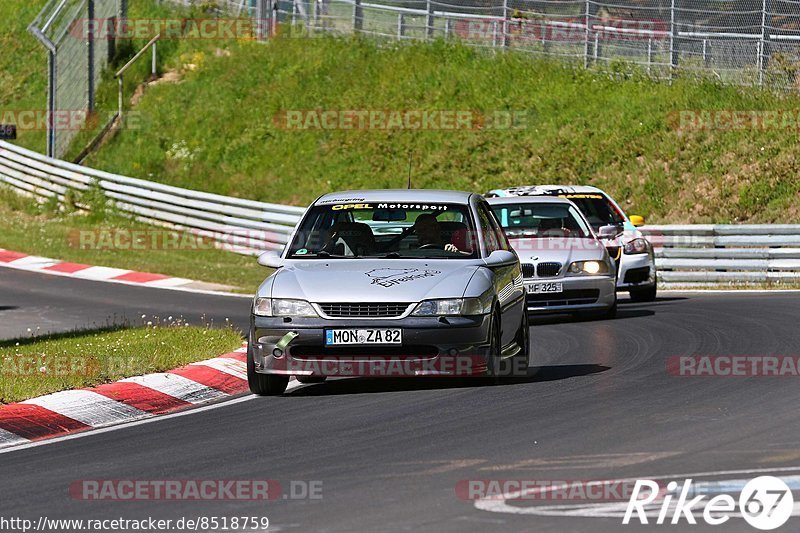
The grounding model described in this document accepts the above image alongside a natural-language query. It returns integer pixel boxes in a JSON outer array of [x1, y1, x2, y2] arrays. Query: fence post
[[87, 0, 95, 113], [47, 51, 57, 158], [397, 13, 404, 39], [353, 0, 362, 32], [759, 0, 769, 86], [584, 0, 590, 67], [502, 0, 509, 48], [669, 0, 678, 81], [255, 0, 268, 40], [647, 38, 652, 75], [426, 0, 434, 40]]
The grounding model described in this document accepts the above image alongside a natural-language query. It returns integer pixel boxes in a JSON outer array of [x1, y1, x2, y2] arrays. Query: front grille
[[318, 303, 410, 318], [624, 266, 651, 284], [521, 263, 536, 278], [527, 289, 600, 307], [537, 262, 562, 278]]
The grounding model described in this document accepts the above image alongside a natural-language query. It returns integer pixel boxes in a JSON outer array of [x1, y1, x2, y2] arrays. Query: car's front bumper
[[524, 275, 616, 314], [249, 314, 492, 377], [616, 252, 657, 291]]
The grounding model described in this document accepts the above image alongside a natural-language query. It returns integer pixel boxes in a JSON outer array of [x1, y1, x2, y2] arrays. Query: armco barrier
[[642, 225, 800, 286], [1, 139, 798, 285], [0, 140, 304, 254]]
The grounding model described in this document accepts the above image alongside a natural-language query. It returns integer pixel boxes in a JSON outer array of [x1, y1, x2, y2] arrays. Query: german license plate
[[325, 329, 402, 345], [526, 282, 563, 294]]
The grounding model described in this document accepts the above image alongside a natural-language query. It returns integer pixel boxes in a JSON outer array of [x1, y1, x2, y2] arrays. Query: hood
[[270, 260, 482, 303], [508, 237, 607, 265]]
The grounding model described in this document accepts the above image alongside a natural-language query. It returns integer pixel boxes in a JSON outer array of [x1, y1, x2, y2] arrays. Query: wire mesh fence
[[29, 0, 127, 159], [257, 0, 800, 91]]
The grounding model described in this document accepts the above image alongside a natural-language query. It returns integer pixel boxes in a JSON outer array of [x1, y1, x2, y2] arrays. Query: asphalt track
[[2, 268, 800, 532]]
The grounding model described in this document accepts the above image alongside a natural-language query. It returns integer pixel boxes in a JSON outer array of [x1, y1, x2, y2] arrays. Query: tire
[[297, 375, 327, 384], [247, 346, 289, 396], [629, 282, 657, 303], [485, 311, 503, 382], [511, 311, 530, 378]]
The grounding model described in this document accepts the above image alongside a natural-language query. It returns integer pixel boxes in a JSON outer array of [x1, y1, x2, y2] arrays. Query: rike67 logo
[[623, 476, 793, 530]]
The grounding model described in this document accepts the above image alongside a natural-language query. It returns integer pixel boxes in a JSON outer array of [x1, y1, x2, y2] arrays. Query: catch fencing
[[258, 0, 800, 90], [29, 0, 129, 159], [2, 139, 800, 286]]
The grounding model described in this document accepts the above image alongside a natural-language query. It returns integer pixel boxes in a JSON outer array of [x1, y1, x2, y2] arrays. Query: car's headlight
[[568, 261, 610, 275], [412, 298, 489, 316], [624, 238, 650, 255], [253, 298, 318, 317]]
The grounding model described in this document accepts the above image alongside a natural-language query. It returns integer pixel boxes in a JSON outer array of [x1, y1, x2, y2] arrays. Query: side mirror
[[257, 250, 284, 269], [629, 215, 645, 227], [485, 249, 517, 266], [598, 225, 621, 239]]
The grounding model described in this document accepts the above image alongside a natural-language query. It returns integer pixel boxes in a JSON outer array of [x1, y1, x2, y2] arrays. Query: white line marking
[[144, 277, 193, 288], [0, 380, 305, 455], [120, 373, 228, 404], [0, 262, 251, 299], [23, 390, 151, 427], [475, 466, 800, 517]]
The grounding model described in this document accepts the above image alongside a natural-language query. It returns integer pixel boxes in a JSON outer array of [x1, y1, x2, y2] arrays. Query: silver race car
[[487, 196, 617, 319], [486, 185, 657, 302], [248, 190, 529, 395]]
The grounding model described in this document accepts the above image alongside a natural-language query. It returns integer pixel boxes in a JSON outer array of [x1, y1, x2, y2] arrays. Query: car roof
[[486, 185, 606, 197], [486, 196, 572, 206], [315, 189, 474, 205]]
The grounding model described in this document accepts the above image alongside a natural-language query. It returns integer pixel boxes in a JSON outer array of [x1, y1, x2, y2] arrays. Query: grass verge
[[0, 321, 243, 404], [0, 186, 269, 293]]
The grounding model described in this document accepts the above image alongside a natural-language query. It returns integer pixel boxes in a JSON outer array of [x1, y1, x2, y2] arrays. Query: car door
[[477, 201, 524, 349]]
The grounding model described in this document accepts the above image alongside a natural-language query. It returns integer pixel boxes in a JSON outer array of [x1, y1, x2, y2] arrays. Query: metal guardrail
[[641, 225, 800, 285], [1, 138, 798, 284], [0, 140, 304, 254]]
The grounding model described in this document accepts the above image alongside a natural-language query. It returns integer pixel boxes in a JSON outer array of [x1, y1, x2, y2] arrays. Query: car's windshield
[[491, 202, 592, 239], [287, 202, 479, 259], [557, 194, 625, 229]]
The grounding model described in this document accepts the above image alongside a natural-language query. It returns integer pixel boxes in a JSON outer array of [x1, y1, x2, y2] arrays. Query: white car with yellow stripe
[[486, 185, 657, 302]]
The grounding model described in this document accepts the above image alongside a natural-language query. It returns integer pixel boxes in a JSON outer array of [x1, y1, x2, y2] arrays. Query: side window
[[477, 204, 499, 254], [485, 204, 511, 251]]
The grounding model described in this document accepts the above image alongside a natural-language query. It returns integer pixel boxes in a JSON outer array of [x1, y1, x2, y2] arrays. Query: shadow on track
[[286, 364, 610, 396], [530, 308, 654, 326]]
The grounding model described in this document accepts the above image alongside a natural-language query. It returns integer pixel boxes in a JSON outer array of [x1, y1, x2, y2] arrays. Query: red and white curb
[[0, 249, 237, 294], [0, 345, 269, 450]]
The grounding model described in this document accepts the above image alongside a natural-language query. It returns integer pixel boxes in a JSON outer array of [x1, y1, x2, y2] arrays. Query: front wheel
[[247, 349, 289, 396]]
